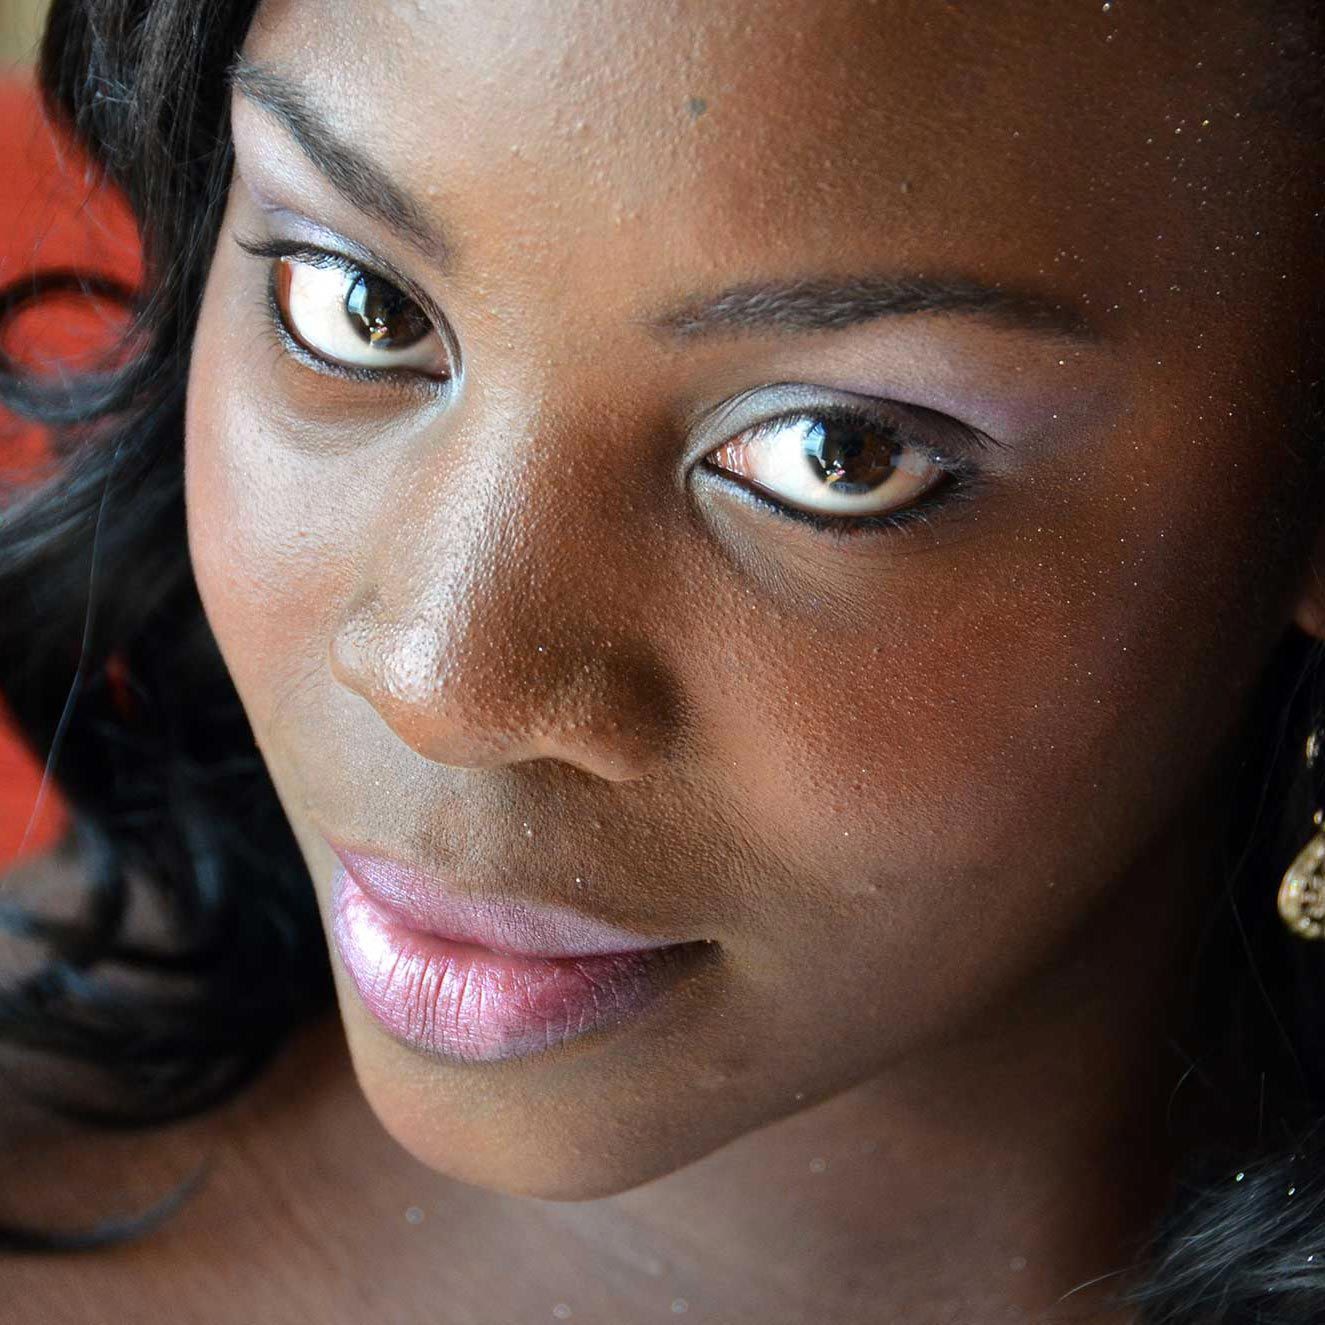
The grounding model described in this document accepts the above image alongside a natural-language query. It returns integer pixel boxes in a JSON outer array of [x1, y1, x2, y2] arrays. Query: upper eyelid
[[738, 404, 980, 460], [236, 234, 430, 312], [703, 391, 1004, 473], [232, 190, 451, 332]]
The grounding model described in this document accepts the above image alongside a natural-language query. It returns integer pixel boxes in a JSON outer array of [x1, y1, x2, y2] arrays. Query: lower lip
[[330, 869, 699, 1064]]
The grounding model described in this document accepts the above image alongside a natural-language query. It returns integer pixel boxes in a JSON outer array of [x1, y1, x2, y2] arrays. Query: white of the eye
[[282, 260, 443, 371], [738, 417, 940, 515]]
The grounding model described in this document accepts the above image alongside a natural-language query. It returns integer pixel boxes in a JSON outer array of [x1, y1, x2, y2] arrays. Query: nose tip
[[329, 610, 674, 782]]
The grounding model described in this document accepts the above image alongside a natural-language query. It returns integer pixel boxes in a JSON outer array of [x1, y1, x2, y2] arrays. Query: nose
[[328, 436, 679, 783]]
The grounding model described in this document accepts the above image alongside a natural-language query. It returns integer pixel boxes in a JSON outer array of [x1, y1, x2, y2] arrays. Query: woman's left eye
[[703, 410, 952, 522]]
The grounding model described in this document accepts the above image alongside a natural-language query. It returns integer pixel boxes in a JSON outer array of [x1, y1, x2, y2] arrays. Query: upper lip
[[330, 843, 688, 959]]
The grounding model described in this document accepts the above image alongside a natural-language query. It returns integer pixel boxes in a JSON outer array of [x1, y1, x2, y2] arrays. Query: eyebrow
[[228, 58, 450, 261], [647, 275, 1097, 344], [228, 58, 1094, 348]]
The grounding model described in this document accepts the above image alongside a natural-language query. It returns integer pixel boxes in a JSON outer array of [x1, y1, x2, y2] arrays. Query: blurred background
[[0, 0, 139, 873], [0, 0, 57, 875], [0, 0, 46, 65], [0, 0, 62, 875]]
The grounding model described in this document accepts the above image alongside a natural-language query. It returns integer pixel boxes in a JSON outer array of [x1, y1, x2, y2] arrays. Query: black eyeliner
[[234, 232, 451, 394], [705, 464, 981, 541], [232, 213, 449, 333], [700, 396, 992, 540]]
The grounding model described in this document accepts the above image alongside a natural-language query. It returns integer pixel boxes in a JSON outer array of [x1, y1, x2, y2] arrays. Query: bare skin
[[7, 0, 1325, 1320]]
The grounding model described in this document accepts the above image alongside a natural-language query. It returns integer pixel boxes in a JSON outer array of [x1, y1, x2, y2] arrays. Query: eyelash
[[235, 235, 992, 541], [703, 403, 991, 542], [235, 234, 449, 393]]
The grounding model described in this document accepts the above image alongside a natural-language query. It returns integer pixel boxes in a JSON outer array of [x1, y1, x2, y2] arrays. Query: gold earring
[[1278, 729, 1325, 940]]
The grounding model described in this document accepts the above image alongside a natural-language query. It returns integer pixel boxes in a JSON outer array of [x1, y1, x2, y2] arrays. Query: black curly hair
[[0, 4, 1323, 1320]]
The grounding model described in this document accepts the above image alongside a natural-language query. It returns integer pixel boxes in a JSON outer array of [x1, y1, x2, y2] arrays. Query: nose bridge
[[328, 416, 677, 782]]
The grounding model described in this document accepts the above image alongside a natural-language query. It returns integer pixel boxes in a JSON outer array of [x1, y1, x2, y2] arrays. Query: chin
[[347, 1033, 769, 1203], [364, 1086, 713, 1201]]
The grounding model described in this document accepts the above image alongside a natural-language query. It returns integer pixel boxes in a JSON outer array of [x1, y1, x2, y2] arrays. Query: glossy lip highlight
[[328, 844, 689, 958], [326, 848, 709, 1064]]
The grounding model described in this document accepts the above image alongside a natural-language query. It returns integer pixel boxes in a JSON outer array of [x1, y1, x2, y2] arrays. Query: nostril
[[329, 609, 678, 781], [327, 601, 380, 699]]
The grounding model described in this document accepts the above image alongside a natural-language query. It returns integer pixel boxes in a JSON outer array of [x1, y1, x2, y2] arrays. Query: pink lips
[[328, 846, 703, 1063]]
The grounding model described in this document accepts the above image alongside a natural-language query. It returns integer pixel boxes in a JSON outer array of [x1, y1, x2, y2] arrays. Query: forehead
[[241, 0, 1309, 340]]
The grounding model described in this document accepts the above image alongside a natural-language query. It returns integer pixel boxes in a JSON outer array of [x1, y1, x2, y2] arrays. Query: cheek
[[184, 275, 357, 741], [695, 413, 1302, 1001]]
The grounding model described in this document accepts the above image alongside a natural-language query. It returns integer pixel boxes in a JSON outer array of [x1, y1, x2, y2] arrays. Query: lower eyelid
[[706, 465, 971, 539]]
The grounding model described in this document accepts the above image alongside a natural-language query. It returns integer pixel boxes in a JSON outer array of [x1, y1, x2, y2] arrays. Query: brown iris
[[273, 259, 432, 351], [343, 272, 432, 348], [803, 418, 901, 493]]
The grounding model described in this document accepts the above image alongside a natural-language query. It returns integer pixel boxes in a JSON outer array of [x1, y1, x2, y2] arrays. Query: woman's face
[[186, 0, 1323, 1197]]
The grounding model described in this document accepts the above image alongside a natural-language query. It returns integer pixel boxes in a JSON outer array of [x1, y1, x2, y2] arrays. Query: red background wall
[[0, 76, 140, 871]]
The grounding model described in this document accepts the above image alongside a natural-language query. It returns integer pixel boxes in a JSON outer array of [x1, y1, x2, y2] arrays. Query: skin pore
[[177, 0, 1324, 1319]]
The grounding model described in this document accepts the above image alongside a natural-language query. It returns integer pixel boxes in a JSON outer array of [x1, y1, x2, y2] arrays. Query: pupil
[[802, 419, 898, 492], [345, 275, 430, 348]]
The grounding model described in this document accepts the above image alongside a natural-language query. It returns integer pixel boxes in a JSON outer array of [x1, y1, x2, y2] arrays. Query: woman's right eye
[[273, 256, 449, 377], [261, 248, 451, 380]]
